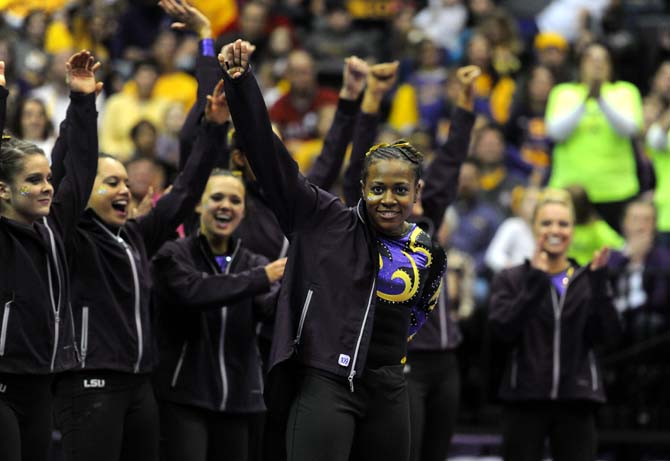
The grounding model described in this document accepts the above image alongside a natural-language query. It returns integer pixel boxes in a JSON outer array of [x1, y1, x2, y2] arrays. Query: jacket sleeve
[[49, 118, 69, 191], [179, 48, 224, 171], [342, 111, 380, 207], [48, 92, 99, 239], [223, 68, 343, 235], [152, 243, 272, 312], [305, 97, 359, 190], [584, 268, 623, 349], [489, 266, 550, 343], [421, 107, 475, 230], [408, 243, 447, 339], [250, 252, 281, 321], [137, 120, 225, 257]]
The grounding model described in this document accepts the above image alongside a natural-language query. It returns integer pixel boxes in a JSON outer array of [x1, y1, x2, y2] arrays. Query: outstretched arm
[[220, 40, 340, 235], [0, 61, 6, 139], [306, 56, 368, 190], [137, 80, 228, 257], [421, 66, 478, 231], [49, 51, 102, 239], [342, 61, 399, 207]]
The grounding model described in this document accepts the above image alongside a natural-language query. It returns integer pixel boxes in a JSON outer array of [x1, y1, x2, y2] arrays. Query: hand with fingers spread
[[531, 235, 550, 272], [265, 257, 287, 283], [455, 65, 481, 111], [218, 39, 255, 79], [66, 50, 103, 95], [589, 247, 610, 271], [340, 56, 369, 101], [158, 0, 212, 39], [361, 61, 399, 113], [0, 61, 5, 88], [205, 80, 230, 124]]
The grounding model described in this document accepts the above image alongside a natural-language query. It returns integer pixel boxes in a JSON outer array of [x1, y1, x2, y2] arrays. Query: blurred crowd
[[1, 0, 669, 454]]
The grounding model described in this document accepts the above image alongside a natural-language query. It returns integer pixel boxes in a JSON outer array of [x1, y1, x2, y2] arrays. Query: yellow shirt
[[100, 93, 170, 162], [123, 72, 197, 113]]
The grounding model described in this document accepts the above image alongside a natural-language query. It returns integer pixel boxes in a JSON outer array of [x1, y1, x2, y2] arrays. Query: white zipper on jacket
[[549, 267, 585, 399], [93, 218, 143, 373], [214, 240, 241, 411], [589, 350, 599, 392], [171, 341, 188, 387], [0, 299, 12, 356], [438, 285, 449, 349], [510, 348, 518, 389], [43, 219, 62, 371], [347, 277, 377, 393], [294, 290, 314, 347], [80, 306, 89, 368]]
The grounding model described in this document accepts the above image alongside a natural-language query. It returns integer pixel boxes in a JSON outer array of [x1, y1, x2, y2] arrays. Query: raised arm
[[48, 51, 102, 238], [220, 40, 340, 235], [306, 56, 368, 190], [342, 61, 399, 207], [137, 80, 227, 257], [152, 242, 281, 312], [159, 0, 229, 170], [0, 61, 6, 138], [421, 66, 478, 230]]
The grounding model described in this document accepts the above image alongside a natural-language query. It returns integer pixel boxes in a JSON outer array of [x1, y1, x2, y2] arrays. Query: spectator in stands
[[8, 97, 56, 161], [156, 103, 185, 168], [532, 32, 571, 83], [413, 0, 468, 59], [449, 157, 504, 276], [306, 2, 378, 82], [566, 184, 624, 266], [485, 186, 538, 273], [504, 65, 555, 175], [471, 123, 525, 214], [490, 188, 621, 461], [268, 49, 338, 143], [30, 48, 76, 132], [646, 109, 669, 244], [14, 10, 49, 88], [100, 59, 170, 161], [218, 1, 271, 66], [546, 42, 643, 231]]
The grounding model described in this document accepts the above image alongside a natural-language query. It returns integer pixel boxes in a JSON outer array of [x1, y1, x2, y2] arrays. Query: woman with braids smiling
[[219, 39, 454, 461]]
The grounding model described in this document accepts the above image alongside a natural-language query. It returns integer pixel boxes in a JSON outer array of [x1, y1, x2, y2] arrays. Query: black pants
[[53, 371, 159, 461], [0, 373, 54, 461], [406, 350, 460, 461], [502, 401, 597, 461], [160, 400, 252, 461], [286, 365, 410, 461]]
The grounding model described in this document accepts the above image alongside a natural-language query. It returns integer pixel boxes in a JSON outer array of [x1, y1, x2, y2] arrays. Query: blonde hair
[[531, 188, 575, 224]]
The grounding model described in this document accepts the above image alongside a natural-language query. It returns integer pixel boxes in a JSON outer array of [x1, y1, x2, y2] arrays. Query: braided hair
[[361, 139, 424, 184]]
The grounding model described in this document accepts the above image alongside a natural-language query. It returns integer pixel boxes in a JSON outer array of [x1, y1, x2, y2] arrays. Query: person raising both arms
[[0, 51, 101, 461]]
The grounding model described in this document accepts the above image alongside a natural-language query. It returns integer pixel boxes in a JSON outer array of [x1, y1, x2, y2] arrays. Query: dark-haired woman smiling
[[220, 40, 446, 461]]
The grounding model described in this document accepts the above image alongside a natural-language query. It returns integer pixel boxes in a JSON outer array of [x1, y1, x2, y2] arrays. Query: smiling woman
[[0, 51, 100, 461], [219, 39, 449, 461], [489, 188, 623, 461]]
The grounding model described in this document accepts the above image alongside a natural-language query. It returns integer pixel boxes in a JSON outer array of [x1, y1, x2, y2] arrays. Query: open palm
[[66, 50, 103, 95]]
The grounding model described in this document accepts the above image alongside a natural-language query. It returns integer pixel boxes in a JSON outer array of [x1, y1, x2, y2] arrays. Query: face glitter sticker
[[96, 187, 108, 195], [19, 186, 30, 196]]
